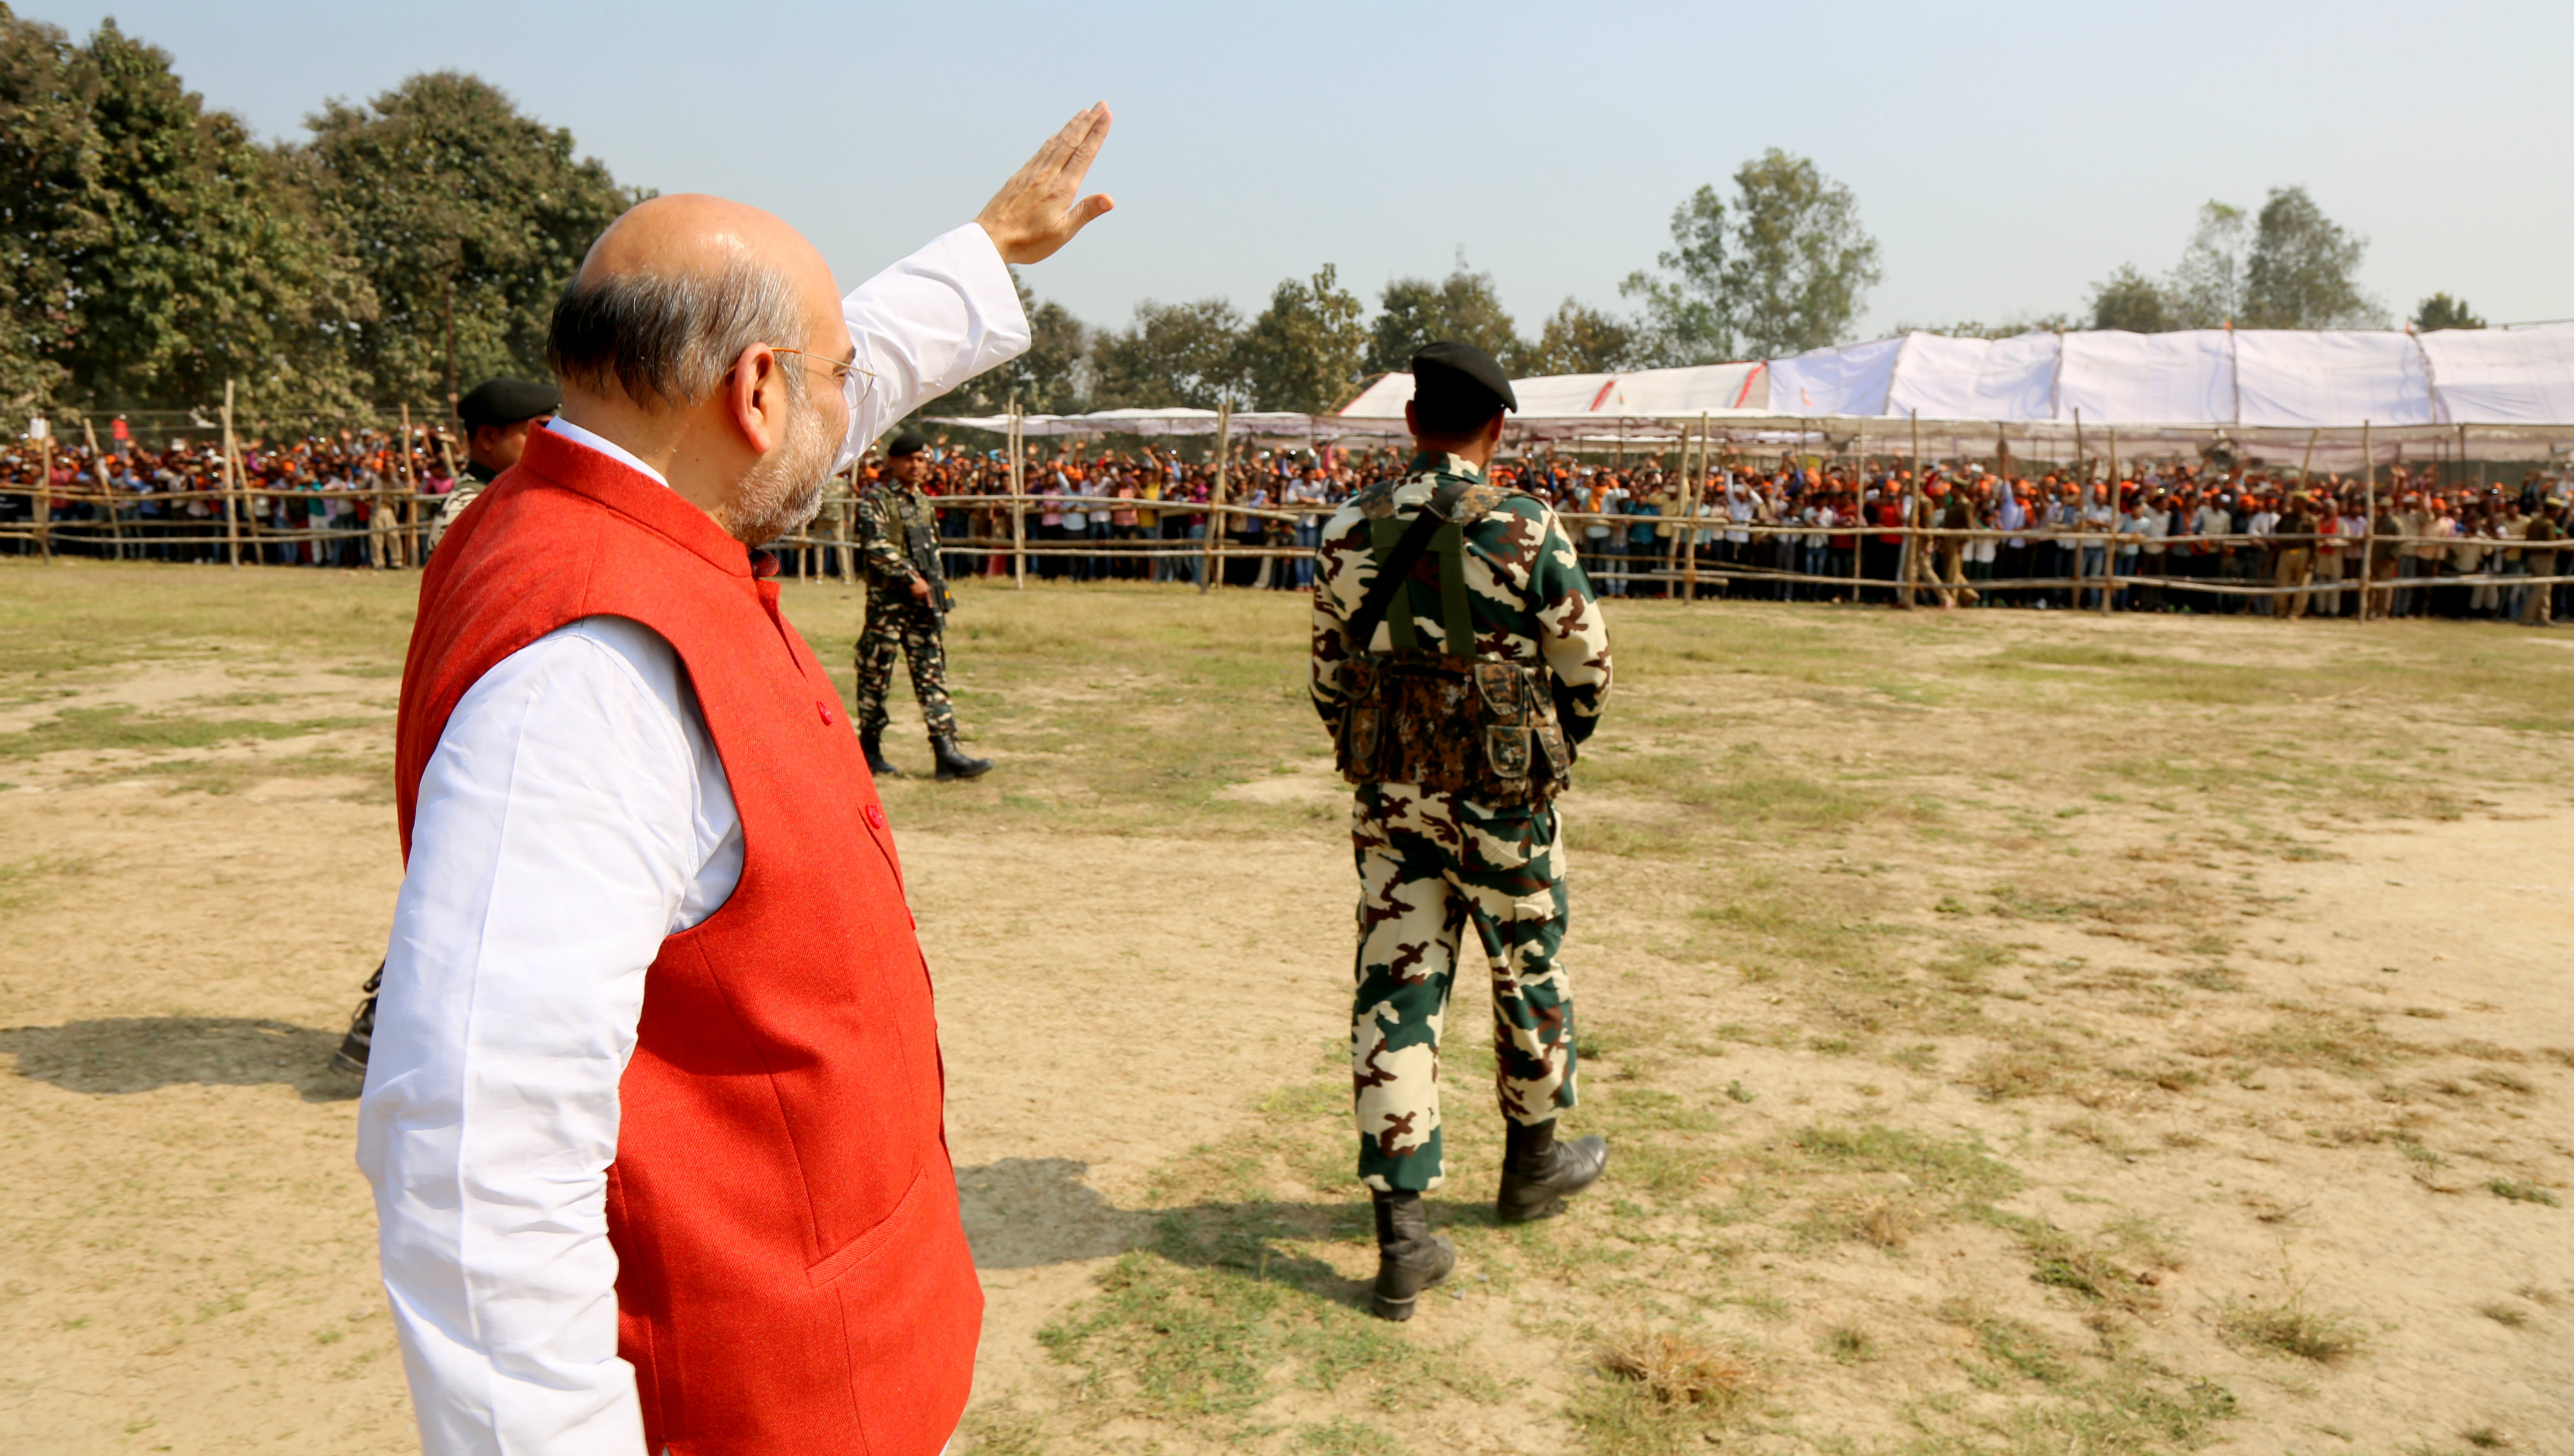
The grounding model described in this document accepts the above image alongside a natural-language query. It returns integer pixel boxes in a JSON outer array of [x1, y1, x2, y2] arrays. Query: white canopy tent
[[929, 324, 2574, 470]]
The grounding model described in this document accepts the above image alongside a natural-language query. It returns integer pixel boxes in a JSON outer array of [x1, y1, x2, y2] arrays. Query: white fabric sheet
[[2421, 321, 2574, 425], [1885, 331, 2062, 422], [2055, 329, 2237, 426], [2234, 329, 2432, 427], [1768, 335, 1901, 417]]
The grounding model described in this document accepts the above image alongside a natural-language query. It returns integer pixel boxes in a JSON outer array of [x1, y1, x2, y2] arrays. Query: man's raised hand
[[975, 104, 1115, 266]]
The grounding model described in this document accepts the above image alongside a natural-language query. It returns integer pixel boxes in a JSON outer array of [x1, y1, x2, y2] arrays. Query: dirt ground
[[1, 560, 2568, 1455]]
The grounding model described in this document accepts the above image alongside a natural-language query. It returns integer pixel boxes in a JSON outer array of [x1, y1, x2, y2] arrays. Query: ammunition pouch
[[1334, 650, 1571, 807]]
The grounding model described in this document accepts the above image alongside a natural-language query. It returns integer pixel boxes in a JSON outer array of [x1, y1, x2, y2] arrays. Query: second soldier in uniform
[[856, 431, 994, 780], [1310, 342, 1615, 1320]]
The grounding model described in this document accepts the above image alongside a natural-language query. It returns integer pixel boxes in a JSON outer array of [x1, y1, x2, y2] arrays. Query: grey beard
[[722, 399, 836, 546]]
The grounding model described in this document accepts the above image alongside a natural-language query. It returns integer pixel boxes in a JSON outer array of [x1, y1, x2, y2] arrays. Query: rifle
[[905, 519, 958, 622]]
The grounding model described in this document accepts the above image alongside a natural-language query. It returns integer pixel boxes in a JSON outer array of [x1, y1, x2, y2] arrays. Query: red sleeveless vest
[[394, 429, 980, 1455]]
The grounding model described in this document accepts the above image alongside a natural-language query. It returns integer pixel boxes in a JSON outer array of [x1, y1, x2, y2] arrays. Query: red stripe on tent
[[1732, 362, 1765, 409], [1588, 379, 1620, 412]]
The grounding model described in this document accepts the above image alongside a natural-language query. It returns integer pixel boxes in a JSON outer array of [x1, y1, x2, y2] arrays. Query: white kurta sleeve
[[842, 222, 1032, 453], [357, 616, 730, 1456]]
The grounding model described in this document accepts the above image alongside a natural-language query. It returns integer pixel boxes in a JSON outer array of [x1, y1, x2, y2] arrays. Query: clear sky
[[26, 0, 2574, 345]]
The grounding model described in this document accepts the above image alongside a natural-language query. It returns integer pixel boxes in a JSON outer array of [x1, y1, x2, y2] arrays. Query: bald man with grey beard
[[362, 106, 1116, 1456]]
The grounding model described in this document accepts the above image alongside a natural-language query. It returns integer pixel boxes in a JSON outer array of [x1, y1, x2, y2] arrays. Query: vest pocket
[[806, 1165, 929, 1288], [1484, 724, 1532, 781]]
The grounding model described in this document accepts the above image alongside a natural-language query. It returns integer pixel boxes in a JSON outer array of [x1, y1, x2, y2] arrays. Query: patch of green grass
[[950, 1404, 1048, 1456], [0, 704, 377, 761], [0, 851, 95, 910], [2214, 1280, 2369, 1363], [1976, 1208, 2161, 1314], [2192, 1006, 2409, 1077], [2485, 1178, 2560, 1207], [1569, 1329, 1759, 1456], [1291, 1415, 1407, 1455], [1792, 1122, 2021, 1205], [0, 558, 418, 677], [1823, 1325, 1876, 1363]]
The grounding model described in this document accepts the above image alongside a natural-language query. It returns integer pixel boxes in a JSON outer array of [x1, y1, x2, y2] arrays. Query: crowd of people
[[8, 425, 2569, 624], [0, 427, 457, 566], [846, 439, 2574, 625]]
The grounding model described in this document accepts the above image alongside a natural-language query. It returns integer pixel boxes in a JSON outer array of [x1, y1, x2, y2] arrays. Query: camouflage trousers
[[853, 600, 956, 737], [1351, 782, 1577, 1193]]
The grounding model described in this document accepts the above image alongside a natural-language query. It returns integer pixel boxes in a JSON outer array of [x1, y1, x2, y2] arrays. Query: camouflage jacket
[[1310, 452, 1612, 756], [855, 481, 936, 601]]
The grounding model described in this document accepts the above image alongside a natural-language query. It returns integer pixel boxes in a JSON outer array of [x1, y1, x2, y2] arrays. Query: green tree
[[1088, 297, 1247, 409], [943, 268, 1089, 416], [2411, 292, 2485, 332], [1238, 263, 1366, 411], [2086, 264, 2172, 332], [1514, 299, 1636, 374], [0, 10, 369, 414], [1719, 150, 1881, 358], [69, 21, 371, 413], [2166, 200, 2247, 328], [2241, 185, 2380, 328], [298, 71, 637, 411], [1619, 183, 1729, 365], [0, 4, 97, 409], [1364, 264, 1521, 376], [1621, 153, 1882, 363]]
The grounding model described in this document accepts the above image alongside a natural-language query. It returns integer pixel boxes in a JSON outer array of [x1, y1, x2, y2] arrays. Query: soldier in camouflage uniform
[[855, 432, 991, 780], [1310, 342, 1615, 1320], [424, 378, 557, 558]]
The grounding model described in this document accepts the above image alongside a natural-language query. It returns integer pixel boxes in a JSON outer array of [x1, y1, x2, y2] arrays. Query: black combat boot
[[1369, 1190, 1456, 1322], [1496, 1118, 1609, 1224], [328, 963, 382, 1077], [860, 728, 903, 779], [931, 732, 992, 781]]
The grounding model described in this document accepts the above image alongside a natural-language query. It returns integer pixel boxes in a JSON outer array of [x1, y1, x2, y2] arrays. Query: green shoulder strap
[[1351, 477, 1474, 653], [1363, 514, 1474, 654]]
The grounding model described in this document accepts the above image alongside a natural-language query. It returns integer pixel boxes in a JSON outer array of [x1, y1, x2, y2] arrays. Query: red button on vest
[[394, 429, 977, 1456], [819, 698, 837, 726]]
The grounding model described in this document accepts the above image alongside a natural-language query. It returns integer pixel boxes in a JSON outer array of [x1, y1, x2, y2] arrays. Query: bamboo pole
[[84, 416, 125, 561], [1898, 412, 1922, 609], [2105, 426, 2120, 615], [1844, 421, 1863, 604], [1682, 413, 1704, 601], [1199, 401, 1230, 594], [33, 417, 52, 561], [1008, 396, 1027, 589], [2360, 418, 2375, 622], [222, 381, 241, 568], [398, 404, 418, 567]]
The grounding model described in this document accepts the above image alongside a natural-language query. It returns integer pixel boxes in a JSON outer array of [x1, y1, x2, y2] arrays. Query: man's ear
[[727, 343, 786, 456]]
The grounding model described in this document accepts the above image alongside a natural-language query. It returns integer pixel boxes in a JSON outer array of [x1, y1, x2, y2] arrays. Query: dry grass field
[[1, 557, 2569, 1456]]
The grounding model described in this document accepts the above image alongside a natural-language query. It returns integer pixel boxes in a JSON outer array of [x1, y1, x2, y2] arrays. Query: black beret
[[1411, 340, 1518, 416], [456, 378, 560, 429], [886, 430, 931, 458]]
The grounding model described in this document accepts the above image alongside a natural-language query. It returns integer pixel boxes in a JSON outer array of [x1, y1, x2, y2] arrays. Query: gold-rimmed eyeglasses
[[766, 347, 871, 416]]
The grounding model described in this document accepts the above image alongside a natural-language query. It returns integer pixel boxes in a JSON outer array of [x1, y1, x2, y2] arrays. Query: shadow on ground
[[958, 1156, 1418, 1314], [0, 1016, 360, 1101]]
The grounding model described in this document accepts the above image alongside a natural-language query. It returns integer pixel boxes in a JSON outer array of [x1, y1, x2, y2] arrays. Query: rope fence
[[7, 484, 2569, 620]]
